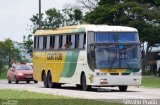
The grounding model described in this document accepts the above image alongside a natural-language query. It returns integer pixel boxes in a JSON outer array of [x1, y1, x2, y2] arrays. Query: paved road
[[0, 80, 160, 100]]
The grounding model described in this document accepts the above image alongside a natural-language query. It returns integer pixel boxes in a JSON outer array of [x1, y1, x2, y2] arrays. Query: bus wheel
[[47, 72, 53, 88], [76, 84, 81, 89], [42, 72, 48, 88], [81, 74, 91, 91], [119, 86, 128, 91]]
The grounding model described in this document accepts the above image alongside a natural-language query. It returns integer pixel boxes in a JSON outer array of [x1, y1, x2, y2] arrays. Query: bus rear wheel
[[119, 86, 128, 91], [47, 71, 53, 88], [81, 74, 91, 91], [42, 72, 48, 88]]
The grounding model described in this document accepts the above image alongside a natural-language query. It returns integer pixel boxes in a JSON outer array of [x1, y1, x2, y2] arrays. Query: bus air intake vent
[[109, 73, 119, 75], [122, 73, 131, 75]]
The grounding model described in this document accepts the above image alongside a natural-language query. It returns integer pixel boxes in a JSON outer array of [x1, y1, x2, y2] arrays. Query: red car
[[7, 63, 38, 84]]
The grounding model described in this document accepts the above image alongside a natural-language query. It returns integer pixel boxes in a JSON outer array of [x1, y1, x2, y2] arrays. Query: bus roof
[[34, 24, 138, 36]]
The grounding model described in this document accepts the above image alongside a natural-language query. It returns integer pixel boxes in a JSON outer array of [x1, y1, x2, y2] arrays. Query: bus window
[[39, 36, 43, 50], [50, 36, 55, 49], [59, 35, 63, 49], [55, 36, 59, 49], [79, 33, 84, 48], [65, 35, 72, 49], [62, 35, 66, 49], [34, 37, 36, 49], [37, 37, 40, 49], [84, 33, 86, 48], [43, 36, 47, 49], [75, 34, 79, 48], [46, 36, 50, 49], [71, 34, 75, 49]]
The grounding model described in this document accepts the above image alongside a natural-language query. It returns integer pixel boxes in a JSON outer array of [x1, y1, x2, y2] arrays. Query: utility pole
[[39, 0, 42, 29]]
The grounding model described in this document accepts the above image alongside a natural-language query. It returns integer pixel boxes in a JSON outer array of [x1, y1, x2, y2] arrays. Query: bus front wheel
[[42, 72, 48, 88], [81, 73, 91, 91], [118, 86, 128, 91]]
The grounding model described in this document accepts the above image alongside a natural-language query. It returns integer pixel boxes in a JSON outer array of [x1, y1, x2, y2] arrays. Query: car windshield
[[93, 44, 141, 69], [16, 65, 32, 70]]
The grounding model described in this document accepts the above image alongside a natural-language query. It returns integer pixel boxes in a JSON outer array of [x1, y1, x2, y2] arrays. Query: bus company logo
[[47, 53, 63, 60]]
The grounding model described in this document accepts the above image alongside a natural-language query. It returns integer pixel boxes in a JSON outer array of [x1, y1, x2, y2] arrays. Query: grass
[[142, 76, 160, 88], [0, 89, 123, 105], [0, 66, 7, 79]]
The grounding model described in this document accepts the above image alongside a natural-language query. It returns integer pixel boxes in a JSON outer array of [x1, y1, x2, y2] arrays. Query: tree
[[23, 34, 33, 57], [30, 7, 83, 32], [0, 39, 21, 67], [85, 0, 160, 71], [76, 0, 99, 11]]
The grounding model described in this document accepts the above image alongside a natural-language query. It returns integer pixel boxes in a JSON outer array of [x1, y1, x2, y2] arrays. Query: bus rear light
[[100, 79, 108, 84]]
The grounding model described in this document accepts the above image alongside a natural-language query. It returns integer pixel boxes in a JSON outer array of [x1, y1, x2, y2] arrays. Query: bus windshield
[[95, 32, 139, 43], [93, 44, 141, 69]]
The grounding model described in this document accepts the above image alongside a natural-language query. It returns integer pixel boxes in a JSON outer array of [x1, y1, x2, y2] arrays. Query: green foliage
[[0, 39, 21, 67], [0, 90, 123, 105], [30, 7, 83, 32], [142, 76, 160, 88], [85, 0, 160, 70], [23, 34, 33, 57], [85, 0, 160, 44]]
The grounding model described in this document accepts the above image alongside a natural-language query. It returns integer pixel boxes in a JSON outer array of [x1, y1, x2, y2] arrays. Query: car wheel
[[34, 81, 38, 83], [26, 81, 30, 83], [119, 86, 128, 91], [81, 73, 91, 91], [47, 72, 53, 88], [15, 77, 19, 84], [8, 77, 11, 84], [42, 72, 48, 88]]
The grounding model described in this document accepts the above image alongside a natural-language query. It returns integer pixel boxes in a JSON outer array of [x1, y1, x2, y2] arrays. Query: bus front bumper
[[92, 76, 141, 87]]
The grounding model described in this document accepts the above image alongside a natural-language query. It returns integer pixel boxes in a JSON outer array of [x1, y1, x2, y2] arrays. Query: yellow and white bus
[[33, 25, 141, 91]]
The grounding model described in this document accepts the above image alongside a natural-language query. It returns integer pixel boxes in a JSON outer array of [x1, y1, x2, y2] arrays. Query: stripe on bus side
[[61, 50, 80, 77]]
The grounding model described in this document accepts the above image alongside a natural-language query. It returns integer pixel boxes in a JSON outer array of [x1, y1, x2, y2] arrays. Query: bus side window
[[79, 33, 84, 48], [71, 34, 75, 49], [46, 36, 50, 49], [84, 33, 86, 48], [62, 35, 66, 49], [59, 35, 63, 49], [43, 36, 47, 49], [65, 35, 72, 49], [54, 36, 59, 49], [75, 34, 79, 48], [39, 36, 43, 50], [50, 36, 55, 49], [34, 37, 37, 49], [37, 37, 40, 49]]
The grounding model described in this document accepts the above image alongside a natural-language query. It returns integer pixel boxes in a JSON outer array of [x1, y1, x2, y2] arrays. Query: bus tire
[[76, 84, 82, 89], [42, 72, 48, 88], [81, 73, 91, 91], [47, 71, 53, 88], [119, 86, 128, 91]]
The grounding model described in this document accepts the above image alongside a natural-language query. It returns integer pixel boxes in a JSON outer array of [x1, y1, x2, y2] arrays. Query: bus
[[33, 25, 141, 91]]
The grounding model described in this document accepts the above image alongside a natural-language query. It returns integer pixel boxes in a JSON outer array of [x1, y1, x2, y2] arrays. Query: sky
[[0, 0, 76, 42]]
